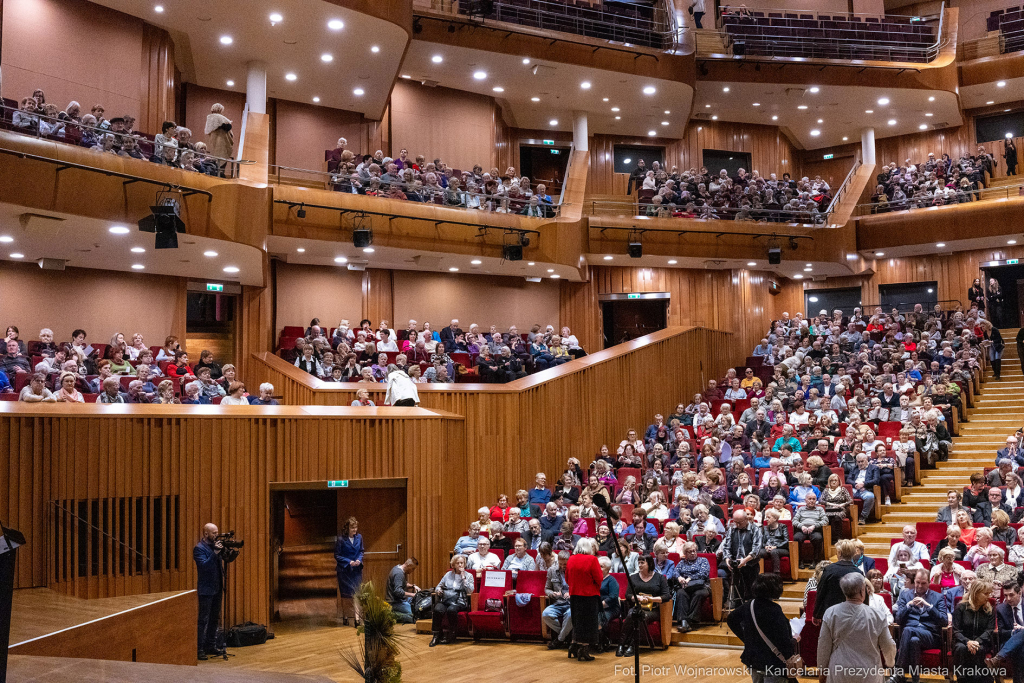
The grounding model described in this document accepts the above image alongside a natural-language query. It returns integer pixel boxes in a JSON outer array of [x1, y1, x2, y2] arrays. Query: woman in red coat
[[566, 537, 603, 662]]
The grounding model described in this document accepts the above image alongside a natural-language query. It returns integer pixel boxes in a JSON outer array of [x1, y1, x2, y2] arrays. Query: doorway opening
[[269, 479, 408, 625], [982, 264, 1024, 328], [877, 281, 939, 312], [599, 294, 669, 348], [519, 144, 570, 195], [186, 289, 237, 367], [804, 287, 862, 318], [702, 149, 753, 179]]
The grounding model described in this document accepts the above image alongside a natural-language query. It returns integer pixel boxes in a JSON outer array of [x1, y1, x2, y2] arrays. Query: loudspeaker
[[768, 246, 781, 265], [628, 242, 643, 258], [138, 205, 186, 249], [733, 41, 746, 56], [353, 229, 373, 248], [502, 244, 523, 261]]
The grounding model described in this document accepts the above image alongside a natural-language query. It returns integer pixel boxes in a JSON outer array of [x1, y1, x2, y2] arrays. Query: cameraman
[[194, 523, 226, 660]]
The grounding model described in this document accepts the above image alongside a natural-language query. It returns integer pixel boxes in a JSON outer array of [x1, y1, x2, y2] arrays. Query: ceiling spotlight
[[353, 88, 365, 96], [810, 130, 820, 136], [803, 267, 812, 272], [642, 86, 656, 95], [223, 266, 240, 273], [203, 250, 218, 257], [528, 262, 535, 266], [705, 104, 711, 108], [797, 105, 808, 110], [611, 107, 620, 112], [531, 97, 539, 102], [226, 80, 235, 86], [551, 274, 560, 279], [603, 255, 613, 260], [793, 274, 803, 279], [431, 55, 443, 63], [549, 119, 558, 126], [1007, 238, 1017, 244], [154, 5, 164, 12], [753, 102, 760, 107], [109, 226, 130, 234], [334, 256, 348, 263], [936, 242, 945, 247], [661, 121, 669, 126], [919, 124, 928, 130], [312, 96, 320, 103], [401, 74, 410, 79], [817, 118, 823, 123], [219, 35, 233, 45], [865, 110, 873, 114], [664, 110, 670, 114], [875, 251, 884, 256], [131, 247, 146, 253], [492, 86, 504, 92], [888, 119, 897, 125], [877, 97, 889, 105], [615, 116, 621, 120], [471, 259, 482, 265], [928, 96, 935, 101], [269, 12, 283, 23], [0, 236, 11, 243], [603, 98, 610, 102], [998, 81, 1007, 87], [522, 58, 531, 64], [723, 86, 730, 92], [711, 115, 718, 120], [925, 112, 933, 117], [449, 267, 459, 272], [9, 253, 24, 259], [667, 259, 677, 265], [809, 87, 820, 93], [987, 101, 995, 105], [843, 137, 848, 141], [363, 247, 374, 253], [285, 73, 297, 81], [473, 71, 487, 80], [328, 19, 344, 30], [371, 45, 380, 53], [580, 81, 591, 89], [321, 53, 333, 62], [648, 130, 656, 136], [131, 264, 145, 270], [772, 115, 778, 121], [297, 248, 305, 253], [747, 261, 757, 266]]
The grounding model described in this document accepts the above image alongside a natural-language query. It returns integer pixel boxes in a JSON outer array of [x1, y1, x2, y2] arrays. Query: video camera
[[216, 531, 244, 563]]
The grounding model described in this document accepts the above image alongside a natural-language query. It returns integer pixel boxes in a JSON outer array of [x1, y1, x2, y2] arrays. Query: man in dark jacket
[[813, 539, 863, 624], [972, 485, 1012, 525], [193, 523, 225, 660], [439, 319, 463, 352], [626, 159, 646, 195], [891, 568, 947, 683], [727, 573, 796, 679]]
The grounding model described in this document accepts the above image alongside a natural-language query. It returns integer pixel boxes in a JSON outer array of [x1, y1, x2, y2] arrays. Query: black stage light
[[768, 246, 782, 265], [503, 244, 523, 261], [353, 229, 373, 248], [628, 241, 643, 258]]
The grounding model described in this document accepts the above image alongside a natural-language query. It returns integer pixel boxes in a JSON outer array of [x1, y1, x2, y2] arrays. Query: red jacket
[[566, 554, 602, 597]]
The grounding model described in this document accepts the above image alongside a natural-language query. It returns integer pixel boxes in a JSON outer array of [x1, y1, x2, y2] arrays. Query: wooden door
[[337, 485, 407, 596]]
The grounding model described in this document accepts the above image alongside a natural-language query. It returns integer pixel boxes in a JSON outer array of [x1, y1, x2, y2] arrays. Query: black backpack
[[226, 621, 272, 647], [411, 590, 435, 620]]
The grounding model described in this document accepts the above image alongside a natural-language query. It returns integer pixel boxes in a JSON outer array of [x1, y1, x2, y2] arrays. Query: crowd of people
[[325, 139, 556, 215], [280, 318, 585, 385], [625, 159, 833, 223], [0, 326, 273, 405], [7, 89, 235, 176], [868, 148, 1000, 213]]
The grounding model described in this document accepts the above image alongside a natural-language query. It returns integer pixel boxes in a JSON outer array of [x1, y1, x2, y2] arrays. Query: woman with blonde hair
[[156, 379, 179, 404], [929, 546, 965, 596], [964, 527, 994, 568], [990, 509, 1018, 545], [951, 579, 995, 683]]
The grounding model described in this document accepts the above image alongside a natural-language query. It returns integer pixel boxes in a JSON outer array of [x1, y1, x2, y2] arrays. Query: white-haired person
[[247, 383, 278, 406], [156, 379, 179, 404], [429, 554, 473, 647]]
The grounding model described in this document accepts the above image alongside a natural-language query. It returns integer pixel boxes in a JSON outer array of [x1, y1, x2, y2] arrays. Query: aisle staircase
[[677, 331, 1021, 648]]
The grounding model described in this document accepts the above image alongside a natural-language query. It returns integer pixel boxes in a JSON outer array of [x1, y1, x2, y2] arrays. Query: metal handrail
[[557, 142, 575, 207], [853, 299, 963, 313], [270, 163, 562, 216], [855, 180, 1024, 217], [823, 152, 863, 217], [50, 500, 151, 565], [584, 199, 830, 225], [0, 103, 253, 177]]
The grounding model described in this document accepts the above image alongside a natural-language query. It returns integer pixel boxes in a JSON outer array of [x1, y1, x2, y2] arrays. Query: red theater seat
[[468, 570, 511, 640]]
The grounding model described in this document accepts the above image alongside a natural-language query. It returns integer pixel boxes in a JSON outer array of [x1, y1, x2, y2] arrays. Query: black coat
[[728, 597, 796, 672], [813, 560, 861, 620]]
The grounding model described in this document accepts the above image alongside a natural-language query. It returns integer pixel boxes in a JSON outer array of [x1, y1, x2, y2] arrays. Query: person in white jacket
[[385, 368, 420, 406]]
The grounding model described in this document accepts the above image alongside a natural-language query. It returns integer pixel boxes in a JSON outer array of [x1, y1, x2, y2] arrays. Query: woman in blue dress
[[335, 516, 364, 626]]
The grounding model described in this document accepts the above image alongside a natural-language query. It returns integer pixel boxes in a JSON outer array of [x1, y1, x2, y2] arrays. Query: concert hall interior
[[0, 0, 1024, 681]]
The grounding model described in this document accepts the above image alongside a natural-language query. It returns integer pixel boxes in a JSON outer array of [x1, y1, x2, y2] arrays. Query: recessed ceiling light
[[888, 119, 897, 126], [642, 86, 656, 95], [865, 110, 873, 114], [747, 261, 757, 266], [327, 19, 344, 30], [611, 107, 620, 112], [10, 253, 24, 259], [473, 71, 487, 80], [810, 130, 820, 136], [431, 55, 443, 63], [269, 12, 283, 23], [987, 101, 995, 105], [219, 35, 233, 45], [615, 116, 621, 120], [551, 274, 560, 279], [492, 87, 504, 92], [549, 119, 558, 126], [711, 115, 718, 120], [528, 262, 535, 266], [363, 247, 374, 253], [797, 105, 808, 110], [154, 5, 164, 12], [648, 130, 656, 136], [109, 226, 130, 234], [843, 137, 848, 141], [401, 74, 411, 79], [296, 248, 305, 253], [661, 121, 669, 126], [667, 259, 677, 265], [223, 266, 239, 273], [793, 274, 803, 279], [925, 112, 933, 117], [919, 124, 928, 130], [875, 251, 884, 256], [131, 247, 146, 253], [334, 256, 348, 263], [353, 88, 364, 96], [664, 110, 670, 114], [809, 87, 820, 93], [803, 267, 812, 272], [312, 96, 320, 103], [131, 264, 144, 270], [753, 102, 760, 107], [321, 53, 333, 62], [705, 104, 711, 108], [285, 73, 297, 81], [772, 115, 778, 121], [1009, 239, 1017, 244], [603, 98, 610, 102], [203, 250, 218, 257], [226, 80, 235, 86], [936, 243, 945, 247], [471, 259, 482, 265], [817, 118, 823, 123], [371, 45, 380, 53], [580, 81, 591, 89], [928, 96, 935, 101], [722, 86, 730, 92], [877, 97, 889, 105], [522, 58, 530, 64], [0, 236, 11, 243], [449, 267, 459, 272], [603, 255, 613, 260], [547, 268, 554, 273], [531, 97, 539, 102], [998, 81, 1007, 87]]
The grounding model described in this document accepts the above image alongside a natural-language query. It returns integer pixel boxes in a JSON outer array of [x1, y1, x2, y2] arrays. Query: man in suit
[[813, 539, 862, 624], [973, 485, 1013, 525], [194, 523, 226, 660], [849, 453, 880, 524], [439, 319, 463, 352], [744, 409, 771, 442], [522, 518, 544, 551], [889, 568, 948, 683], [996, 436, 1024, 468], [989, 581, 1024, 683]]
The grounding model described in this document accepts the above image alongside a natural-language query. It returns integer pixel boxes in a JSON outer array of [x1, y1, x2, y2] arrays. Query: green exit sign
[[627, 293, 642, 299], [822, 154, 834, 160], [551, 149, 560, 155], [206, 283, 224, 292], [1009, 259, 1020, 265], [542, 139, 554, 145], [328, 480, 349, 488]]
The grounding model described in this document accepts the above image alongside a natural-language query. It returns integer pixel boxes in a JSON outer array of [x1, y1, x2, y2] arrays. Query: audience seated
[[868, 152, 994, 213]]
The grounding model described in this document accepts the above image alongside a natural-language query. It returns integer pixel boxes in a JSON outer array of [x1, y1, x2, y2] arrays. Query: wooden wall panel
[[0, 405, 466, 628], [361, 269, 394, 326], [587, 122, 798, 196]]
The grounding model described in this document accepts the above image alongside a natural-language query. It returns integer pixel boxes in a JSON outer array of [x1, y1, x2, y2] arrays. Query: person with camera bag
[[194, 523, 226, 661]]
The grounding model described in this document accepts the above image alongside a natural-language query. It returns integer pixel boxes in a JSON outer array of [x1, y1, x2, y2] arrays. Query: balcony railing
[[855, 180, 1024, 217], [584, 199, 830, 226]]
